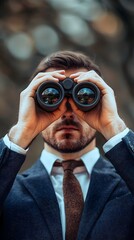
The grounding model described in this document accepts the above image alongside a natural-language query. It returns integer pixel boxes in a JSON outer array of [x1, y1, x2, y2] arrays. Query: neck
[[44, 139, 96, 160]]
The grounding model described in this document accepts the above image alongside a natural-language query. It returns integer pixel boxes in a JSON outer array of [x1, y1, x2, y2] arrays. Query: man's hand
[[69, 70, 126, 140], [8, 70, 66, 148]]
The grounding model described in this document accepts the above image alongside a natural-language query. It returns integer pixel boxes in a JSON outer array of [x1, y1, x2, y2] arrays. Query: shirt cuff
[[3, 134, 28, 155], [103, 128, 129, 153]]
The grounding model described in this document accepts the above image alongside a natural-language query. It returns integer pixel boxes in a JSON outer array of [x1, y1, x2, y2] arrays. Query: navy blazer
[[0, 131, 134, 240]]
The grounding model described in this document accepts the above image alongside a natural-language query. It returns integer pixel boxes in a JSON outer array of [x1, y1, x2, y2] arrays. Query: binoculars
[[36, 77, 100, 112]]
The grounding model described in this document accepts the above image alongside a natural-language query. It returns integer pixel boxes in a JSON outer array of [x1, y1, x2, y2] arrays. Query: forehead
[[45, 67, 88, 76]]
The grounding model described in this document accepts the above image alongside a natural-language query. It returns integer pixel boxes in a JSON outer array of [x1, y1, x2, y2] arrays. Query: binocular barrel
[[36, 77, 100, 112]]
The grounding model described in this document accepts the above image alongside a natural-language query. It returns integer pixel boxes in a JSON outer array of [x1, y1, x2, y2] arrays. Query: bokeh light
[[58, 13, 95, 46], [6, 32, 34, 59], [31, 25, 60, 54]]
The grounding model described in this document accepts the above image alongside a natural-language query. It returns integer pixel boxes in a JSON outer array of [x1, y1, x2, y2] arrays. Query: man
[[0, 50, 134, 240]]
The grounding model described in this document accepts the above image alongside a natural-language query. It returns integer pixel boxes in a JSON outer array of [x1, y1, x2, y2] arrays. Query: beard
[[43, 134, 96, 153], [42, 119, 96, 153]]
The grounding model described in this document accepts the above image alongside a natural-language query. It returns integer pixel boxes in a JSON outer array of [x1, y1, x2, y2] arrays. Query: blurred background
[[0, 0, 133, 171]]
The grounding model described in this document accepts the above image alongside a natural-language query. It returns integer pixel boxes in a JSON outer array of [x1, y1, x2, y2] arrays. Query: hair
[[31, 50, 101, 79]]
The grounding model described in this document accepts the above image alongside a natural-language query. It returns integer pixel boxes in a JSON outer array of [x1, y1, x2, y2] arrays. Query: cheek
[[42, 127, 53, 140], [82, 124, 96, 137]]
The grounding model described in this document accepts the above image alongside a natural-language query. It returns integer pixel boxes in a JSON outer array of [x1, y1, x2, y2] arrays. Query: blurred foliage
[[0, 0, 133, 169]]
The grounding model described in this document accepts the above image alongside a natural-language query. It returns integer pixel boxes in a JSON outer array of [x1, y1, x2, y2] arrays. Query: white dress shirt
[[3, 128, 129, 239], [39, 148, 100, 239]]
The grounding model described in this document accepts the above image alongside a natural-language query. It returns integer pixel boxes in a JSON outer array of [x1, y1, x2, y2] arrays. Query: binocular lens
[[77, 88, 95, 105], [41, 88, 60, 105], [36, 78, 100, 111]]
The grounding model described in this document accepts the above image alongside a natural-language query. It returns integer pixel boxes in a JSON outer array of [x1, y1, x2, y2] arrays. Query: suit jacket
[[0, 131, 134, 240]]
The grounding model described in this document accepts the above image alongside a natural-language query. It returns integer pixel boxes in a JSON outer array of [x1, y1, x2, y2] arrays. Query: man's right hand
[[8, 70, 66, 149]]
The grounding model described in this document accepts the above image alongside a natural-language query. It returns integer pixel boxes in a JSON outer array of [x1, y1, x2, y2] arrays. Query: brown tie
[[62, 160, 84, 240]]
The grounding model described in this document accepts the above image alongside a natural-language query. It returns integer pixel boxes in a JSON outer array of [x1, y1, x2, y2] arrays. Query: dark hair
[[31, 50, 101, 79]]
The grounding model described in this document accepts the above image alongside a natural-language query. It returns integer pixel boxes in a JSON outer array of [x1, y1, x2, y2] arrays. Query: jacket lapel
[[77, 157, 121, 240], [22, 160, 63, 240]]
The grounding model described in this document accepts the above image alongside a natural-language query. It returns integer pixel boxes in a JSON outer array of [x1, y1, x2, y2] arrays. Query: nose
[[61, 100, 74, 119]]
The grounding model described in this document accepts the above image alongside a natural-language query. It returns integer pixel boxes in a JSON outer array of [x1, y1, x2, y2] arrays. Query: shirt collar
[[40, 147, 100, 175]]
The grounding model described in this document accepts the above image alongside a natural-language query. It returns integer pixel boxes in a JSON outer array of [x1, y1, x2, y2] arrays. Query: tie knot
[[62, 159, 84, 172]]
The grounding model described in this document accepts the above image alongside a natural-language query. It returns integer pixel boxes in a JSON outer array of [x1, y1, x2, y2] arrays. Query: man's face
[[42, 68, 96, 153]]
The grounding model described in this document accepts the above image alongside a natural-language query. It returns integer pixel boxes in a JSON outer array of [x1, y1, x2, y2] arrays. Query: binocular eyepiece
[[36, 77, 100, 112]]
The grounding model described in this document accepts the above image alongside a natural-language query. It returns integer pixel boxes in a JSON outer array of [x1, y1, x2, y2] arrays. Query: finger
[[74, 70, 100, 81], [69, 72, 84, 81], [24, 76, 60, 97], [74, 71, 110, 92], [33, 70, 66, 81], [52, 72, 66, 80], [30, 72, 66, 88], [31, 75, 59, 86], [70, 70, 97, 80], [26, 71, 67, 98], [49, 69, 65, 73]]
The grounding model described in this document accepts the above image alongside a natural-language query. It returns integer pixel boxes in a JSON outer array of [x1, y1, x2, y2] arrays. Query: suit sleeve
[[0, 139, 25, 210], [105, 130, 134, 194]]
